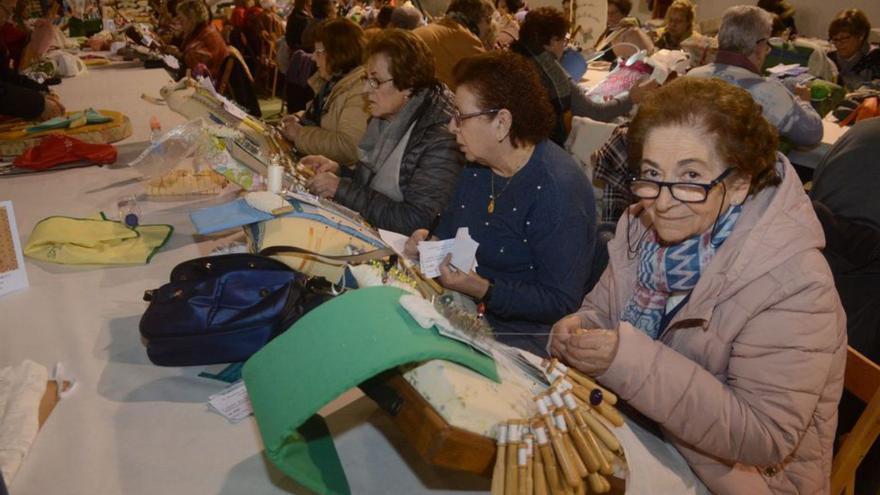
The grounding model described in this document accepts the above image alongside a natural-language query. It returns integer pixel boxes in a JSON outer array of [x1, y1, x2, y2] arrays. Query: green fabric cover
[[243, 286, 498, 495]]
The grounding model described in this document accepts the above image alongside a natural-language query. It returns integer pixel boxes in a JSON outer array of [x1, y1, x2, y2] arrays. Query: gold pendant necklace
[[488, 172, 514, 214]]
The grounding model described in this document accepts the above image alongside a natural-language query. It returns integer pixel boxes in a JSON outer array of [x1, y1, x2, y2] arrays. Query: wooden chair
[[831, 347, 880, 495], [217, 46, 262, 117]]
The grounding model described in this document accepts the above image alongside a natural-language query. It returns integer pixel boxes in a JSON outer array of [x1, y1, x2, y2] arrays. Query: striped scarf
[[621, 205, 742, 339]]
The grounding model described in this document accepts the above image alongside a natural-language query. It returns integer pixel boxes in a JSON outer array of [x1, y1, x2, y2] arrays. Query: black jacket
[[334, 83, 464, 235], [0, 45, 47, 119]]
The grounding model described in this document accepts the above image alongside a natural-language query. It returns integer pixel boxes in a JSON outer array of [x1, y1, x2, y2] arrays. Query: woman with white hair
[[687, 5, 822, 148]]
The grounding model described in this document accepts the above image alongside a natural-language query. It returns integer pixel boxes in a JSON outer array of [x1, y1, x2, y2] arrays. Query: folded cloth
[[13, 134, 117, 170], [24, 214, 173, 265], [25, 108, 113, 133], [0, 360, 48, 485]]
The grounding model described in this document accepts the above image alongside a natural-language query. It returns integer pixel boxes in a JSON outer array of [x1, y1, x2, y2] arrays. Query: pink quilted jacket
[[568, 157, 847, 494]]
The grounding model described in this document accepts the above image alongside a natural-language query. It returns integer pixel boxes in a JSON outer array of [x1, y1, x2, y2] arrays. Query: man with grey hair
[[688, 5, 823, 147], [389, 5, 424, 30]]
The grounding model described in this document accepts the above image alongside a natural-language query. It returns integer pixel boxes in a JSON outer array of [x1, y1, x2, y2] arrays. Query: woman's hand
[[404, 228, 429, 259], [437, 254, 490, 299], [558, 328, 620, 377], [549, 313, 583, 358], [300, 154, 340, 175], [306, 172, 340, 198], [281, 119, 303, 142]]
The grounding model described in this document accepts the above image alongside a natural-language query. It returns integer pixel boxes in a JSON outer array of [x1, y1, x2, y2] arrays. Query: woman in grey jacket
[[302, 29, 464, 235]]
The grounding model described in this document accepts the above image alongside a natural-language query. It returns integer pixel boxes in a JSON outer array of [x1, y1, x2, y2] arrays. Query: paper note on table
[[379, 229, 409, 257], [418, 227, 479, 278], [208, 380, 253, 423], [0, 201, 28, 298]]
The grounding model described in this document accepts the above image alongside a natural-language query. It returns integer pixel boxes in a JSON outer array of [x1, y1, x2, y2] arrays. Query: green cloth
[[809, 79, 846, 118], [243, 286, 498, 495], [24, 214, 173, 265], [26, 108, 112, 133]]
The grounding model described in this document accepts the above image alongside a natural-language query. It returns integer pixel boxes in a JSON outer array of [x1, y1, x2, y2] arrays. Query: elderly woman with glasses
[[404, 52, 599, 356], [280, 18, 369, 166], [550, 77, 846, 494], [302, 29, 463, 235], [827, 9, 880, 91]]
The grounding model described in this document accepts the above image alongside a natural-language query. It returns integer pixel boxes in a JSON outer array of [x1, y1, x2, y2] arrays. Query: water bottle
[[117, 195, 142, 228], [149, 116, 162, 145]]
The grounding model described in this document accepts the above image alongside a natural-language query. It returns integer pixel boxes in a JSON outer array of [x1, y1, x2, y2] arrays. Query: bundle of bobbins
[[491, 359, 626, 495]]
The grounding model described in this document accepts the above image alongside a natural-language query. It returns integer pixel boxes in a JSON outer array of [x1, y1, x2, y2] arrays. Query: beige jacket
[[568, 156, 846, 494], [413, 19, 485, 89], [296, 67, 369, 166]]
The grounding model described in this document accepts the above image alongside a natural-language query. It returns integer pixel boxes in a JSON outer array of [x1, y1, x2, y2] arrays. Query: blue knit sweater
[[435, 140, 598, 355]]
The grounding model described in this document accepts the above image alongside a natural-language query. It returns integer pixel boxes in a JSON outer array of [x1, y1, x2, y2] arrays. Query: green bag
[[809, 79, 846, 118]]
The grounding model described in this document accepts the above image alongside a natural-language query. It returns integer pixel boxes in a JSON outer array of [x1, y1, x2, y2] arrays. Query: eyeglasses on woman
[[630, 168, 735, 203]]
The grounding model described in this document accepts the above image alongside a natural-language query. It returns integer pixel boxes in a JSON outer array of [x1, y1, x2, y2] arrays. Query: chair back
[[831, 347, 880, 495], [218, 46, 262, 117]]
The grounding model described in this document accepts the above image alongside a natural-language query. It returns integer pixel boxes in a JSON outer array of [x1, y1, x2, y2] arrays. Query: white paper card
[[162, 54, 180, 70], [418, 227, 479, 278], [378, 229, 409, 257], [0, 201, 29, 298], [207, 380, 253, 423]]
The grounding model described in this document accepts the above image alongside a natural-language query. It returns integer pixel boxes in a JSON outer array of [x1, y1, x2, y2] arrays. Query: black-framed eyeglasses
[[452, 108, 500, 126], [362, 75, 394, 90], [630, 168, 734, 203], [830, 34, 855, 44]]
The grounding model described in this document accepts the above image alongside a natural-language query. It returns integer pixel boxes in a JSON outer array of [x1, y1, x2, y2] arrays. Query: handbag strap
[[259, 245, 395, 264]]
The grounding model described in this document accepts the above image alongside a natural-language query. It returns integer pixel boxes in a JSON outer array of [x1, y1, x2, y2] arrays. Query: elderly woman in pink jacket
[[550, 77, 847, 494]]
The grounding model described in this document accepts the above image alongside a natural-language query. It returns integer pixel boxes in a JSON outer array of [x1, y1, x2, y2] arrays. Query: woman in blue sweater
[[405, 51, 599, 356]]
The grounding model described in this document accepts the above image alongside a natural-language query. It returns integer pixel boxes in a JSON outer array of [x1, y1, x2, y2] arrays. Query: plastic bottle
[[149, 116, 162, 144], [117, 195, 141, 228]]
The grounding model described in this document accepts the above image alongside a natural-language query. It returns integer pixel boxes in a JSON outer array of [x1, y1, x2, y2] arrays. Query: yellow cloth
[[24, 214, 173, 265]]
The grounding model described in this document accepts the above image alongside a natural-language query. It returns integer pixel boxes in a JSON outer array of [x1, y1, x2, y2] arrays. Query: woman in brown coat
[[281, 19, 369, 167]]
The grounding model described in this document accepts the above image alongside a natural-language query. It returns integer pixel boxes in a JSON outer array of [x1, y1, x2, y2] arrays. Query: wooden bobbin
[[506, 421, 522, 495], [532, 420, 568, 495], [492, 424, 508, 495]]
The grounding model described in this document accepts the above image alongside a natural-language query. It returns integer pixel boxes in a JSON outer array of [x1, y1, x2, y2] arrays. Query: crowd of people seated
[[3, 0, 880, 489], [263, 0, 878, 491]]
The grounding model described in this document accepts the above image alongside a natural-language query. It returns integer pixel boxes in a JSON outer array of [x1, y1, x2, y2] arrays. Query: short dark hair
[[376, 5, 394, 27], [365, 28, 436, 92], [628, 77, 780, 194], [314, 18, 365, 74], [519, 7, 569, 54], [608, 0, 631, 16], [452, 52, 554, 147], [829, 8, 871, 44], [311, 0, 333, 18], [497, 0, 523, 13]]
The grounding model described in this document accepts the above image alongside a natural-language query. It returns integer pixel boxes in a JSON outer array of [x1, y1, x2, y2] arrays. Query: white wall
[[681, 0, 880, 40]]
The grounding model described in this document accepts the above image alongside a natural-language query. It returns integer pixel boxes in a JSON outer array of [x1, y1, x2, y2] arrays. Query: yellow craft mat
[[0, 109, 128, 141]]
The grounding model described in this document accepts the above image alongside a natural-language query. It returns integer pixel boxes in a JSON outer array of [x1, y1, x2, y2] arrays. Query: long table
[[1, 62, 493, 495]]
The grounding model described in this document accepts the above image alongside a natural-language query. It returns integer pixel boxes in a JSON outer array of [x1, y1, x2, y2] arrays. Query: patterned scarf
[[621, 205, 742, 339]]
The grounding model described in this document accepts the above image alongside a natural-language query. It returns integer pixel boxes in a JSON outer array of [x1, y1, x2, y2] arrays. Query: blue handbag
[[139, 253, 311, 367]]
